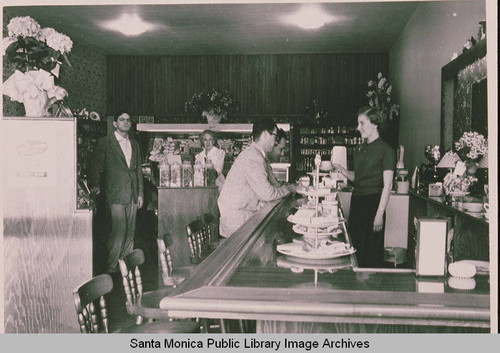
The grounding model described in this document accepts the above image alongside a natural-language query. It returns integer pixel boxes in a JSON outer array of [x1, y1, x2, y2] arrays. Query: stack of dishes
[[447, 262, 477, 290], [460, 202, 483, 213]]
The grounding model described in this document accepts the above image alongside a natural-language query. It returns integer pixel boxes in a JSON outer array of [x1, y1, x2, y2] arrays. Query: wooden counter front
[[159, 195, 490, 333], [157, 186, 219, 268]]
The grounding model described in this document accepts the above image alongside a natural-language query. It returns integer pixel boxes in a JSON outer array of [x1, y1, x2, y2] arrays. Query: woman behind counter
[[195, 129, 226, 189], [333, 107, 395, 268]]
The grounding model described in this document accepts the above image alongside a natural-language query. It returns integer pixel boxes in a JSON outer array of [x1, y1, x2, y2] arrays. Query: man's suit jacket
[[217, 142, 290, 237], [89, 133, 144, 205]]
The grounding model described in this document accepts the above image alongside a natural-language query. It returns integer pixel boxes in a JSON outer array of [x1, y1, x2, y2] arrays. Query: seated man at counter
[[266, 128, 286, 187], [218, 120, 296, 238]]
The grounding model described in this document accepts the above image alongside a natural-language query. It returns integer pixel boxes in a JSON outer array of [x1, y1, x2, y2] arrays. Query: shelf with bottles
[[293, 124, 360, 176], [295, 147, 355, 173], [76, 119, 107, 210]]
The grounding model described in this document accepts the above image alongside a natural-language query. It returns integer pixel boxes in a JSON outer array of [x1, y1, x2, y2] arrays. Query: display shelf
[[291, 123, 361, 177], [76, 119, 107, 209]]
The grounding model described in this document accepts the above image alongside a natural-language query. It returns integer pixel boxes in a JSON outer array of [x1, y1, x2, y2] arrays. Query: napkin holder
[[428, 182, 443, 197], [415, 218, 448, 277]]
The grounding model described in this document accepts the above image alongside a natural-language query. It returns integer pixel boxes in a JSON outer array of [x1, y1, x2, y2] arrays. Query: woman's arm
[[332, 163, 355, 182], [373, 170, 394, 232]]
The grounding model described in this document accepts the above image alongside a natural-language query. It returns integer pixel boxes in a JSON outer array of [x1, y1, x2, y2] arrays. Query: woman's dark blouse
[[353, 138, 395, 196]]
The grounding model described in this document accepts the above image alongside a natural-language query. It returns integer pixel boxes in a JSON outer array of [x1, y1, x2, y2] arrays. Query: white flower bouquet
[[3, 16, 73, 116], [454, 131, 488, 162], [442, 160, 477, 197], [3, 16, 72, 75]]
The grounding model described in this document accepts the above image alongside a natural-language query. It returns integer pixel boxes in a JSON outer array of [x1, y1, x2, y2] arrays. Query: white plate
[[455, 260, 489, 274], [277, 242, 356, 260], [287, 215, 343, 226], [292, 224, 342, 237], [306, 172, 329, 176], [296, 187, 333, 197]]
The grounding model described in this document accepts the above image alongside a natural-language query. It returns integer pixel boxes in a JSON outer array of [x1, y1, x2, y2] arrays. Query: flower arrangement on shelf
[[305, 98, 328, 124], [366, 72, 399, 127], [185, 89, 238, 123], [443, 171, 477, 198], [2, 16, 73, 117], [454, 131, 488, 171]]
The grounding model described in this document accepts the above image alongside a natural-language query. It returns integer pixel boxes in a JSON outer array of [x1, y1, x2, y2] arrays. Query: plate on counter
[[287, 215, 343, 226], [296, 186, 333, 197], [277, 241, 355, 260], [292, 224, 342, 238]]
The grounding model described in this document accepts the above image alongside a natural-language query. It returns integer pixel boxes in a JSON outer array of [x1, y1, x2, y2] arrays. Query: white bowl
[[462, 202, 484, 213]]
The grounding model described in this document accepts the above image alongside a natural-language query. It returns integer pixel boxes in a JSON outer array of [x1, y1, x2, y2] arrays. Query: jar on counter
[[181, 160, 193, 187], [193, 161, 205, 187], [204, 160, 217, 186], [170, 162, 182, 187], [159, 163, 170, 187]]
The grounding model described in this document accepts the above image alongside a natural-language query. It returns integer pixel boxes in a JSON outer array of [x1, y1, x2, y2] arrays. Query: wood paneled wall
[[107, 53, 388, 124]]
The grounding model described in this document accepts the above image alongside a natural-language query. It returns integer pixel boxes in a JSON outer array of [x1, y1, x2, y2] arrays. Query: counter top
[[159, 195, 490, 329], [409, 189, 488, 224]]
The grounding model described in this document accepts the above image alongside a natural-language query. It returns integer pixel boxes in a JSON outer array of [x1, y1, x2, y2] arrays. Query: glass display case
[[136, 123, 291, 185]]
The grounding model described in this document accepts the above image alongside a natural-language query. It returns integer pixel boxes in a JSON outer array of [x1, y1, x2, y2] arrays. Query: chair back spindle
[[201, 213, 216, 246], [185, 219, 204, 261], [118, 249, 146, 306], [157, 235, 174, 283], [73, 274, 113, 333]]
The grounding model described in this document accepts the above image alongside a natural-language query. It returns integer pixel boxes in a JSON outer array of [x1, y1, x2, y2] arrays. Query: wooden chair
[[157, 233, 196, 287], [200, 212, 218, 249], [73, 273, 199, 333], [185, 219, 205, 263], [73, 274, 113, 333], [117, 249, 200, 332]]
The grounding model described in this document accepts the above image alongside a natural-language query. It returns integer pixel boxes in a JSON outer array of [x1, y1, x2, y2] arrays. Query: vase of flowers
[[185, 89, 238, 124], [305, 99, 328, 124], [443, 158, 479, 204], [2, 16, 73, 117], [454, 131, 488, 176], [366, 72, 400, 128]]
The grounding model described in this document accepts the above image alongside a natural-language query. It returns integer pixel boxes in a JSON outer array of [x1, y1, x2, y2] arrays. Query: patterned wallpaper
[[2, 12, 106, 118]]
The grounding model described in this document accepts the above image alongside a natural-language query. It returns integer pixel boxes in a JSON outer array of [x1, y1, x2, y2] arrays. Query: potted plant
[[2, 16, 73, 117], [366, 72, 400, 128], [185, 89, 238, 124]]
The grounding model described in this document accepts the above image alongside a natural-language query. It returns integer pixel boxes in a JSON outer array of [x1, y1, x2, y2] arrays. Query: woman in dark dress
[[333, 107, 395, 268]]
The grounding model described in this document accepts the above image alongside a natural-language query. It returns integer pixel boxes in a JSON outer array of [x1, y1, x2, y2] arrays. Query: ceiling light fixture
[[282, 4, 335, 30], [102, 13, 156, 36]]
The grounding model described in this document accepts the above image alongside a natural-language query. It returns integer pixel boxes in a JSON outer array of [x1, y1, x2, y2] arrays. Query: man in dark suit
[[89, 112, 144, 274]]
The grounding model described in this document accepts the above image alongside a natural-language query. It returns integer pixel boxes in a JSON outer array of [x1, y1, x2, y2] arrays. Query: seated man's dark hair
[[252, 119, 277, 141]]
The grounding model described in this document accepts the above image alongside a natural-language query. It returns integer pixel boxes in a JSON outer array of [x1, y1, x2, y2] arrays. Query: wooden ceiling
[[3, 2, 420, 55]]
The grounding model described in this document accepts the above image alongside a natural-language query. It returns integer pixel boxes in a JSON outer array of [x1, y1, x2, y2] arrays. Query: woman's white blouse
[[195, 146, 226, 175]]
